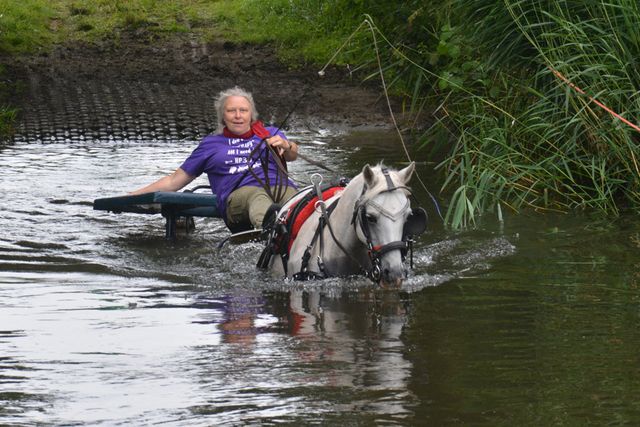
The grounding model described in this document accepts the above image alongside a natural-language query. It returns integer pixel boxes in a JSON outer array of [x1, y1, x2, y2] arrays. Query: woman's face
[[223, 96, 252, 135]]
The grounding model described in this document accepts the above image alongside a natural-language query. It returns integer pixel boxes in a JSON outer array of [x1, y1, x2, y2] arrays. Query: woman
[[129, 86, 298, 232]]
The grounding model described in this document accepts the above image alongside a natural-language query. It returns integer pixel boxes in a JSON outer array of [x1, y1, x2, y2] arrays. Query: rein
[[226, 124, 335, 206], [247, 137, 290, 204], [299, 167, 426, 284], [259, 166, 427, 284], [307, 177, 367, 279], [226, 52, 337, 203]]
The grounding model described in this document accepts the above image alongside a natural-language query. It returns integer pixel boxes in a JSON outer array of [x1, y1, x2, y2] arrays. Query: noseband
[[351, 166, 428, 283], [351, 166, 427, 283]]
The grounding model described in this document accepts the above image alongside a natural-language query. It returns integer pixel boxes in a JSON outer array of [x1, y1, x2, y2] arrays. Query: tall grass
[[357, 0, 640, 226], [429, 0, 640, 226], [264, 0, 640, 227]]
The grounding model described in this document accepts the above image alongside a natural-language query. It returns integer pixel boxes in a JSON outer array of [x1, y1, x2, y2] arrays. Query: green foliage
[[3, 0, 640, 226], [251, 0, 640, 227], [344, 0, 640, 227], [0, 0, 210, 54], [206, 0, 367, 64], [0, 0, 56, 53], [0, 66, 18, 139], [432, 0, 640, 226]]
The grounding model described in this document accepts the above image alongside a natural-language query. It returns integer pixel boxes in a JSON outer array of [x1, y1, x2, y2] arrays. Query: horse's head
[[353, 162, 427, 288]]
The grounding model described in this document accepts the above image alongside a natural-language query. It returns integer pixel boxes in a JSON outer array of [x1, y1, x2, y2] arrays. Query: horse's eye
[[366, 214, 377, 224]]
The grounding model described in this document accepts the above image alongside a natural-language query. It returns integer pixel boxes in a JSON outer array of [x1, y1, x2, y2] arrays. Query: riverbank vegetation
[[2, 0, 639, 226]]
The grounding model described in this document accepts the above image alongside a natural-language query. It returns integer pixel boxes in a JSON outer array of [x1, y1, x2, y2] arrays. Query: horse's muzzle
[[380, 266, 406, 288]]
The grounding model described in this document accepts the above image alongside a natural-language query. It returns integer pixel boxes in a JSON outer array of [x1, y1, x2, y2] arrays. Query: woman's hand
[[266, 135, 298, 161]]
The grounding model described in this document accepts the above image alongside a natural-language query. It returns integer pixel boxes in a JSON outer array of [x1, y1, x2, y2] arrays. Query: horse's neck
[[326, 175, 365, 250], [316, 175, 371, 274]]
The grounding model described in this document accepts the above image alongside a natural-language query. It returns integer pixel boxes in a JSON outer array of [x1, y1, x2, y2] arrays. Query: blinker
[[403, 207, 428, 237]]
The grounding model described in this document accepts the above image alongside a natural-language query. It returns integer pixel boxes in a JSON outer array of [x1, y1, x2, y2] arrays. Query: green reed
[[415, 0, 640, 227], [299, 0, 640, 227], [0, 104, 17, 139]]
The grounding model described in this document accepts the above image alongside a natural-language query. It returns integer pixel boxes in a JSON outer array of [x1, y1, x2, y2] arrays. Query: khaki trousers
[[225, 185, 298, 232]]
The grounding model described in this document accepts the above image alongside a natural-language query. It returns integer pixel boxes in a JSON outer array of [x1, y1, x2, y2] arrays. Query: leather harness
[[258, 167, 427, 283]]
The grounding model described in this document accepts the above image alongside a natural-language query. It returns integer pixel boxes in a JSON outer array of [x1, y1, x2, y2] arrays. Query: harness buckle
[[317, 255, 326, 275], [277, 208, 291, 223], [371, 263, 382, 282], [300, 246, 312, 273]]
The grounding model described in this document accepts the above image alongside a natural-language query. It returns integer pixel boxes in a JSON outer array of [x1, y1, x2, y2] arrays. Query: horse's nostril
[[383, 268, 405, 284]]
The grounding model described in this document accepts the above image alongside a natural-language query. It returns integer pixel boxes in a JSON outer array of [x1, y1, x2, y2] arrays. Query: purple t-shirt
[[180, 127, 296, 220]]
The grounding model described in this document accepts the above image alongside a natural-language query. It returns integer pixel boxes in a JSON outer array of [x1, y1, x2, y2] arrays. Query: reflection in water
[[186, 288, 416, 424], [216, 293, 268, 346], [1, 271, 425, 425]]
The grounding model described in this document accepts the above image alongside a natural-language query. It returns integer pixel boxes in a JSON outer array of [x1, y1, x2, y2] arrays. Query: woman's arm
[[128, 167, 196, 195]]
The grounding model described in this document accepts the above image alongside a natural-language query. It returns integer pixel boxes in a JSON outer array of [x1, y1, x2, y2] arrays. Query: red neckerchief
[[223, 121, 271, 139]]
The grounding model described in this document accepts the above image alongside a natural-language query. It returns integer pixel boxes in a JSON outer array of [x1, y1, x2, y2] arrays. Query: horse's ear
[[397, 162, 416, 184], [363, 164, 376, 186]]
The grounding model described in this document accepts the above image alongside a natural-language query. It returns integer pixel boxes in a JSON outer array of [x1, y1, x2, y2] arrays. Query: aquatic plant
[[255, 0, 640, 228], [429, 0, 640, 226], [307, 0, 640, 227]]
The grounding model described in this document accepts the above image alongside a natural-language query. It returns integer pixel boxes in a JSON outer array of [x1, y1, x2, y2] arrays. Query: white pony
[[261, 163, 427, 288]]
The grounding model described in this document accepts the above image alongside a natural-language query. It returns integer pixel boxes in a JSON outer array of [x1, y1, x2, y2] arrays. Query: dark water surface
[[2, 127, 640, 426]]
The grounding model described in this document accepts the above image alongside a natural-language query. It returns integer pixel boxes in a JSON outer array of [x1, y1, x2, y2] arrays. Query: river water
[[2, 125, 640, 426]]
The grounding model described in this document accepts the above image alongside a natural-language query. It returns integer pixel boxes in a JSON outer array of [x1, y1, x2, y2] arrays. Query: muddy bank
[[2, 32, 408, 142]]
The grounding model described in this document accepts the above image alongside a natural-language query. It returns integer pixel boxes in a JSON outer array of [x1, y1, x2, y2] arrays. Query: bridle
[[264, 166, 427, 284], [350, 166, 427, 282]]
